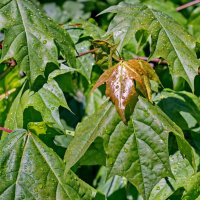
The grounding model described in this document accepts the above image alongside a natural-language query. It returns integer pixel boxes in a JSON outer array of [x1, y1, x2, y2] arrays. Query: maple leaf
[[93, 59, 160, 122]]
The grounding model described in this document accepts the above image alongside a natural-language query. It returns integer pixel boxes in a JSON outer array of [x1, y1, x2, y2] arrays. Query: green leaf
[[182, 172, 200, 200], [78, 137, 106, 166], [0, 65, 22, 91], [104, 97, 195, 200], [76, 40, 95, 81], [99, 2, 199, 90], [188, 7, 200, 42], [125, 0, 187, 25], [54, 134, 74, 148], [94, 166, 127, 197], [154, 89, 200, 130], [62, 1, 90, 21], [85, 89, 106, 116], [149, 151, 196, 200], [27, 122, 47, 135], [0, 0, 76, 85], [105, 112, 171, 199], [0, 129, 103, 199], [4, 79, 69, 136], [0, 66, 23, 128], [28, 79, 70, 131], [48, 64, 78, 80], [47, 64, 79, 94], [191, 127, 200, 152], [64, 96, 195, 200], [66, 19, 105, 81], [64, 100, 121, 173], [135, 97, 196, 171], [43, 3, 68, 24], [3, 83, 28, 138], [67, 19, 105, 40]]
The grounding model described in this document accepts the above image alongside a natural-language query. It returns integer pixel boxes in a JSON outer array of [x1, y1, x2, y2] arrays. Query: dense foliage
[[0, 0, 200, 199]]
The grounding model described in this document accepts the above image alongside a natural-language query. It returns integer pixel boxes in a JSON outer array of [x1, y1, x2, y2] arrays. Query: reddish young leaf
[[93, 59, 160, 122]]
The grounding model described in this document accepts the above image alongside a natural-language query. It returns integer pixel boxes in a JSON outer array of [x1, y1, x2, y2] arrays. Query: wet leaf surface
[[0, 129, 104, 200], [93, 59, 160, 122], [0, 0, 76, 85], [99, 2, 200, 90]]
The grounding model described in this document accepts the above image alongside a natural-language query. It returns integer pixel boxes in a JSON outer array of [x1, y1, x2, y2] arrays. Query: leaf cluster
[[0, 0, 200, 199]]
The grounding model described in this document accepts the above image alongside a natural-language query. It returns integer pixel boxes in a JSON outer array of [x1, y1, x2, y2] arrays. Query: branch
[[0, 127, 13, 133], [135, 56, 168, 65], [76, 48, 98, 57], [176, 0, 200, 11]]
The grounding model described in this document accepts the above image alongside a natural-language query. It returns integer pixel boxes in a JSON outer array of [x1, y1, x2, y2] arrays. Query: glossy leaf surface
[[28, 79, 70, 131], [99, 2, 199, 90], [182, 172, 200, 199], [4, 80, 69, 136], [0, 129, 102, 200], [3, 83, 28, 136], [93, 59, 160, 122], [104, 97, 195, 199], [154, 89, 200, 130], [149, 151, 196, 200], [0, 0, 76, 85], [64, 100, 121, 173], [0, 1, 199, 200], [64, 96, 195, 200]]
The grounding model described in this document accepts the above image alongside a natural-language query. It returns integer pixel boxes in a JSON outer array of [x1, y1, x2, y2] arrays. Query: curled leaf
[[93, 59, 160, 122]]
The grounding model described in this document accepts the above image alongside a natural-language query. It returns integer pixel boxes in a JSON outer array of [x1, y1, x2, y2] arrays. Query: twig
[[176, 0, 200, 11], [0, 127, 13, 133], [68, 23, 82, 27], [76, 48, 98, 57], [135, 56, 168, 65]]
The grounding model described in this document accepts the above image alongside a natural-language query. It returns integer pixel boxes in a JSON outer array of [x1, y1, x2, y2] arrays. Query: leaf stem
[[135, 56, 168, 65], [176, 0, 200, 11], [76, 48, 98, 57], [0, 127, 13, 133]]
